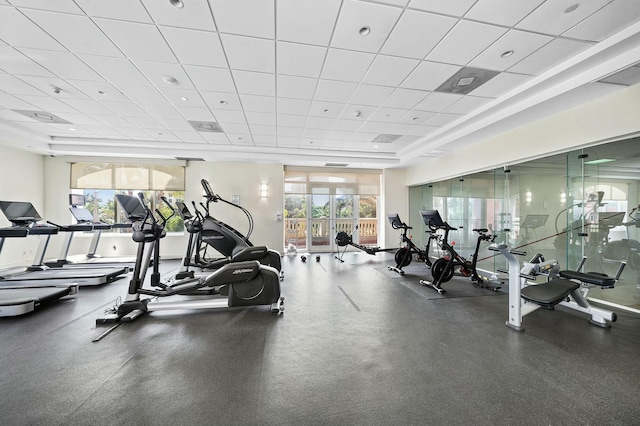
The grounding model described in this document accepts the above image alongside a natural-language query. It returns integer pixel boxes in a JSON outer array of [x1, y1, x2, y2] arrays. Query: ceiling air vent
[[12, 110, 72, 124], [435, 67, 499, 95], [189, 120, 224, 133], [325, 163, 349, 167], [175, 157, 204, 161], [371, 134, 402, 144]]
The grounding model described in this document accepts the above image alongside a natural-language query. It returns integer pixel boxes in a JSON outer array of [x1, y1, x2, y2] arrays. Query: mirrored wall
[[409, 137, 640, 311]]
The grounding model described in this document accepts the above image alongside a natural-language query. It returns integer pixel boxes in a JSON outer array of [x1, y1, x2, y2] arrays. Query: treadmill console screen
[[0, 201, 42, 223]]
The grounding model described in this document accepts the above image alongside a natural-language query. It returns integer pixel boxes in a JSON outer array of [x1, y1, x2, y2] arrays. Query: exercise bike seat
[[558, 270, 616, 288], [520, 279, 580, 308]]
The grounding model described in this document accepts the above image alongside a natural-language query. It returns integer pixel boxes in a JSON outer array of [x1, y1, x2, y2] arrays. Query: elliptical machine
[[175, 200, 282, 280], [419, 210, 500, 294], [95, 193, 284, 333]]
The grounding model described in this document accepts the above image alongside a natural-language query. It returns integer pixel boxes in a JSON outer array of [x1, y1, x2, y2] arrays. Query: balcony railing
[[284, 218, 378, 248]]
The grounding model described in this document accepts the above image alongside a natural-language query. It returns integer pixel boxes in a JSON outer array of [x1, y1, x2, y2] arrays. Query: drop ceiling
[[1, 0, 640, 168]]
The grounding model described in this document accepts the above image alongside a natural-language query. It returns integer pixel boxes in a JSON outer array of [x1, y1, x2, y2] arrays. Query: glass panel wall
[[409, 136, 640, 311]]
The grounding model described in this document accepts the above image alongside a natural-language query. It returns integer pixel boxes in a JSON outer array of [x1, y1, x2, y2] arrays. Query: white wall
[[0, 145, 45, 267], [382, 168, 408, 249], [405, 83, 640, 187]]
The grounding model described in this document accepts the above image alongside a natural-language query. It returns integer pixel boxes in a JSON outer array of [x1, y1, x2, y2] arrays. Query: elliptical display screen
[[115, 194, 147, 222]]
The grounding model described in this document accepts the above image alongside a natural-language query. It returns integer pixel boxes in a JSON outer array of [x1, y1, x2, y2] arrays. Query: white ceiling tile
[[308, 101, 345, 118], [211, 109, 246, 123], [357, 121, 391, 134], [425, 112, 463, 126], [78, 55, 150, 85], [233, 70, 275, 96], [397, 110, 436, 125], [18, 48, 104, 81], [381, 10, 457, 59], [0, 74, 44, 96], [228, 134, 254, 145], [0, 7, 64, 50], [331, 0, 402, 53], [408, 0, 477, 16], [60, 98, 116, 115], [66, 80, 130, 102], [509, 38, 594, 75], [0, 93, 41, 109], [253, 134, 277, 146], [240, 94, 276, 113], [401, 61, 461, 91], [220, 34, 275, 73], [116, 83, 168, 106], [185, 65, 236, 92], [321, 49, 375, 82], [326, 130, 354, 140], [22, 10, 123, 57], [210, 0, 274, 38], [564, 0, 640, 42], [444, 95, 491, 114], [245, 111, 276, 126], [223, 122, 251, 134], [94, 19, 177, 63], [10, 0, 84, 13], [426, 20, 508, 66], [17, 76, 89, 99], [277, 75, 317, 99], [362, 55, 419, 86], [332, 119, 362, 132], [201, 132, 231, 144], [277, 42, 326, 78], [79, 124, 124, 136], [305, 116, 336, 130], [277, 114, 306, 127], [249, 125, 276, 136], [125, 116, 163, 128], [141, 0, 217, 31], [340, 104, 377, 121], [465, 0, 545, 26], [201, 91, 242, 110], [74, 0, 152, 23], [277, 98, 312, 116], [470, 72, 531, 98], [133, 60, 195, 89], [17, 95, 79, 113], [368, 107, 410, 122], [278, 126, 304, 137], [469, 30, 553, 72], [302, 128, 329, 138], [112, 127, 153, 138], [159, 88, 207, 109], [408, 124, 439, 136], [101, 101, 150, 118], [414, 92, 463, 112], [156, 118, 197, 131], [314, 80, 357, 103], [277, 0, 341, 46], [93, 115, 135, 127], [171, 130, 206, 142], [516, 0, 613, 36], [0, 46, 53, 77], [160, 27, 227, 68], [348, 84, 394, 106], [277, 136, 301, 147], [377, 0, 410, 6], [383, 88, 429, 109]]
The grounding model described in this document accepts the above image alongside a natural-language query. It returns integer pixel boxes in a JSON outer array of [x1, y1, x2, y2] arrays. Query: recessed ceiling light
[[354, 111, 361, 117], [374, 145, 379, 149], [564, 3, 579, 13], [169, 0, 184, 9], [180, 96, 189, 101], [219, 100, 228, 105], [456, 77, 476, 87], [52, 86, 62, 94], [501, 50, 514, 58], [359, 26, 371, 36], [69, 128, 76, 131], [162, 75, 179, 85]]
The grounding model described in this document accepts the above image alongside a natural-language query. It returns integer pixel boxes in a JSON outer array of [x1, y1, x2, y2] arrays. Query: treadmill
[[0, 201, 127, 286], [0, 226, 78, 317], [45, 195, 136, 270]]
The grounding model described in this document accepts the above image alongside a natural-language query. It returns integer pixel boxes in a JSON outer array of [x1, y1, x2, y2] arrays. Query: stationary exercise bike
[[387, 213, 436, 275], [94, 193, 284, 335], [418, 210, 500, 294]]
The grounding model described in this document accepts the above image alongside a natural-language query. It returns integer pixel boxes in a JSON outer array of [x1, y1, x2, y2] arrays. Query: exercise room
[[1, 1, 640, 425]]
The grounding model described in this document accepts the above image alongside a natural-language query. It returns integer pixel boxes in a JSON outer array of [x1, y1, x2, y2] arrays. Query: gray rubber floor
[[1, 252, 639, 426]]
